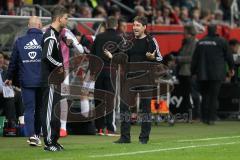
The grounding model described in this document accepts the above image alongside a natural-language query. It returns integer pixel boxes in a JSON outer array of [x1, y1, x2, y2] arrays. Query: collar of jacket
[[27, 28, 43, 34], [207, 33, 219, 37], [106, 28, 116, 32], [50, 26, 60, 36]]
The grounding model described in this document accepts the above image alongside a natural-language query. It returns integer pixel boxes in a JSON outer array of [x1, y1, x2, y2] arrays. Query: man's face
[[119, 22, 127, 33], [231, 44, 240, 53], [184, 32, 192, 39], [4, 59, 9, 69], [0, 54, 4, 68], [59, 14, 68, 28], [133, 20, 146, 38]]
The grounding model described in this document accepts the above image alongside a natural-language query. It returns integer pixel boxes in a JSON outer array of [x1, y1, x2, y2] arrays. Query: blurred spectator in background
[[79, 4, 92, 18], [190, 7, 205, 32], [212, 9, 225, 25], [161, 3, 181, 25], [228, 39, 240, 83], [134, 5, 146, 18], [219, 0, 232, 22], [3, 54, 10, 70], [173, 5, 181, 17], [66, 4, 79, 17], [200, 9, 214, 25], [58, 0, 74, 6], [180, 6, 191, 24], [109, 5, 121, 20], [0, 52, 24, 130], [154, 9, 164, 25], [92, 5, 107, 18]]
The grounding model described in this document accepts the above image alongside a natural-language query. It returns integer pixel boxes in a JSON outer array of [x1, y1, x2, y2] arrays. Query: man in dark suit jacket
[[191, 24, 235, 125]]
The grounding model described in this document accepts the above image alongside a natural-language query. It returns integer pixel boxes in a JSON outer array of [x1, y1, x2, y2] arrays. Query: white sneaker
[[29, 135, 42, 147]]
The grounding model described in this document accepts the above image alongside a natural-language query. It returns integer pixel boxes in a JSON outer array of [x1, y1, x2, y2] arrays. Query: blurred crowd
[[0, 0, 240, 26]]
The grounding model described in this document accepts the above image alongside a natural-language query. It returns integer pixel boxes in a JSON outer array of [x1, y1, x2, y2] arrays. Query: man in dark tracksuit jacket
[[91, 16, 122, 135], [41, 6, 68, 152], [114, 16, 162, 144], [191, 24, 234, 125], [6, 16, 43, 146]]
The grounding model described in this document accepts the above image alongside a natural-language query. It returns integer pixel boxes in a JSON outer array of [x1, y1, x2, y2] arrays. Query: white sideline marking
[[89, 142, 240, 158], [178, 135, 240, 143]]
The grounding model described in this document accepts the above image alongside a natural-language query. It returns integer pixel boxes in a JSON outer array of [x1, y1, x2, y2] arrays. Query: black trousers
[[0, 90, 24, 122], [178, 75, 192, 113], [94, 71, 116, 132], [191, 79, 201, 119], [199, 81, 222, 122], [120, 99, 151, 142], [42, 85, 62, 145]]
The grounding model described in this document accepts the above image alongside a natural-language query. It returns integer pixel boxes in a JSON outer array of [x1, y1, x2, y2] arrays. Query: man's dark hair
[[109, 5, 120, 16], [3, 53, 10, 60], [118, 17, 127, 26], [106, 16, 118, 29], [51, 5, 68, 22], [133, 16, 148, 26], [207, 24, 217, 36], [229, 39, 239, 46]]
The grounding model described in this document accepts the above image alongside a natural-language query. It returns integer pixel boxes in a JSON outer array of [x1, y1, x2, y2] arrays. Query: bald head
[[28, 16, 42, 29]]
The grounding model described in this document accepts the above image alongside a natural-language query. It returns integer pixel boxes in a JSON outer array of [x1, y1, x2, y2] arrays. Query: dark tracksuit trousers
[[199, 81, 222, 122], [120, 98, 151, 142], [42, 84, 62, 145], [94, 69, 116, 132], [21, 87, 42, 137]]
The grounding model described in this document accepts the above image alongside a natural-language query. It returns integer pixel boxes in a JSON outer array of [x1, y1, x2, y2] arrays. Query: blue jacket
[[7, 28, 43, 87]]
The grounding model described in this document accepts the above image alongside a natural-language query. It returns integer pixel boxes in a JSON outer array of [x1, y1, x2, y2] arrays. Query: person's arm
[[64, 28, 84, 54], [146, 37, 162, 61], [152, 37, 162, 62], [191, 43, 200, 76], [222, 39, 235, 77], [5, 40, 19, 85], [42, 38, 62, 67]]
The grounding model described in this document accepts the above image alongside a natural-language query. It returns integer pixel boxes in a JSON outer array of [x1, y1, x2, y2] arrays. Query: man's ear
[[144, 25, 146, 30], [57, 17, 61, 23]]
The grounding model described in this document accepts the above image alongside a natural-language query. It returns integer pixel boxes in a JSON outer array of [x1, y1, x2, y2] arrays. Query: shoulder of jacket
[[43, 30, 57, 42]]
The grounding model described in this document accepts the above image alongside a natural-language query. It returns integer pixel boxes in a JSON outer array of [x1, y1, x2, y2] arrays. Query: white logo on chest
[[28, 51, 37, 59]]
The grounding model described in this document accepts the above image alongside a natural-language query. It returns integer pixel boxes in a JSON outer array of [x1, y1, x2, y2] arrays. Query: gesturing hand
[[104, 49, 113, 59], [146, 49, 156, 60], [4, 79, 12, 86]]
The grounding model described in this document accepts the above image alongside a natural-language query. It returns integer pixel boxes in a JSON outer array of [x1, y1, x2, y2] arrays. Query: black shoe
[[44, 145, 61, 152], [113, 138, 131, 144], [139, 140, 148, 144], [55, 142, 64, 150], [201, 119, 208, 124], [207, 121, 215, 125]]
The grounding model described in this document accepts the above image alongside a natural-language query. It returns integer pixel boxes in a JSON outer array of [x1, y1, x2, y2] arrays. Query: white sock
[[81, 99, 90, 118], [60, 120, 67, 130], [60, 98, 68, 130], [19, 116, 24, 125]]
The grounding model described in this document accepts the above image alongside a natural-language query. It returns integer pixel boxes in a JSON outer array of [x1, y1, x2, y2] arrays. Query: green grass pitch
[[0, 121, 240, 160]]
